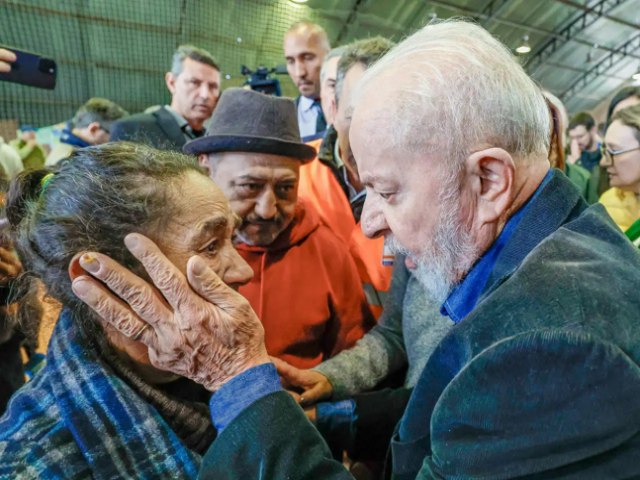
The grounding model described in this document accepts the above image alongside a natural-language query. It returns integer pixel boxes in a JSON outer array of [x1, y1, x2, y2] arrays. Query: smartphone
[[0, 47, 57, 90]]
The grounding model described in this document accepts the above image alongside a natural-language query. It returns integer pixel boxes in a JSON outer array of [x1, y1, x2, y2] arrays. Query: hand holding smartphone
[[0, 46, 56, 89], [0, 48, 17, 73]]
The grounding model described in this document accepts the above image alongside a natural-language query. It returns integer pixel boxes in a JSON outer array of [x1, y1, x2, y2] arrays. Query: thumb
[[271, 356, 308, 387], [186, 255, 245, 311], [300, 382, 330, 407]]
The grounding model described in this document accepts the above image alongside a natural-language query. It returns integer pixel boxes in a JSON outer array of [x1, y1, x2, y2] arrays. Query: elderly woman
[[599, 104, 640, 234], [0, 143, 253, 478]]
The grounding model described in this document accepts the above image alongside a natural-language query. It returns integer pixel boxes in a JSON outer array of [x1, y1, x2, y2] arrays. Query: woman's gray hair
[[354, 19, 550, 178], [6, 143, 204, 337]]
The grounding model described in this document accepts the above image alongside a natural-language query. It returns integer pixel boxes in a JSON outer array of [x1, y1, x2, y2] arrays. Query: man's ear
[[465, 147, 515, 226], [198, 153, 211, 174], [165, 72, 176, 95], [330, 98, 339, 126], [87, 122, 101, 135]]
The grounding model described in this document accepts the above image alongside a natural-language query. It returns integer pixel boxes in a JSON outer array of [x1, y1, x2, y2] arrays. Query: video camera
[[241, 64, 287, 96]]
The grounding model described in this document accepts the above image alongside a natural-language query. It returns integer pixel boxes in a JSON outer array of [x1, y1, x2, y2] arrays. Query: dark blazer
[[109, 106, 186, 151], [200, 170, 640, 479]]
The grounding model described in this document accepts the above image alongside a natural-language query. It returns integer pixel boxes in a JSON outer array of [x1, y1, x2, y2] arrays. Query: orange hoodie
[[235, 199, 375, 369], [299, 139, 393, 318]]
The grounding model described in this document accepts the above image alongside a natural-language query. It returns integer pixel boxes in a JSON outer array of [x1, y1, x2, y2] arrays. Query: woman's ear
[[68, 253, 85, 281]]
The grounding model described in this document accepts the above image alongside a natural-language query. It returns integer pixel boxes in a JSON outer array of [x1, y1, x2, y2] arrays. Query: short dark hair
[[171, 44, 220, 75], [72, 97, 128, 130], [568, 111, 595, 132], [7, 143, 203, 337], [335, 36, 395, 106], [607, 86, 640, 123]]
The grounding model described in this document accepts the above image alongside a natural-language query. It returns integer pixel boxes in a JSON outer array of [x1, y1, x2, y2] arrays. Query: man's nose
[[197, 83, 211, 100], [221, 247, 254, 287], [254, 188, 278, 219], [360, 195, 387, 239], [295, 61, 307, 80]]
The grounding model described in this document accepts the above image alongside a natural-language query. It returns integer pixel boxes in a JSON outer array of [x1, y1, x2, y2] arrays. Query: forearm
[[203, 389, 352, 479], [315, 326, 406, 398]]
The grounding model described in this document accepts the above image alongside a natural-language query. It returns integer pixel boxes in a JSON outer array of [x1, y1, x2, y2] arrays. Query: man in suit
[[110, 45, 220, 151], [284, 22, 330, 141], [72, 20, 640, 479]]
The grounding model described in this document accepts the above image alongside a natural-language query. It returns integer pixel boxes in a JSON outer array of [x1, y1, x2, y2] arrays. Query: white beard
[[385, 186, 478, 304]]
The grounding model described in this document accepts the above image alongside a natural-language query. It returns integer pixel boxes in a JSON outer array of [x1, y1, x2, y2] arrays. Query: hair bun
[[6, 169, 52, 229]]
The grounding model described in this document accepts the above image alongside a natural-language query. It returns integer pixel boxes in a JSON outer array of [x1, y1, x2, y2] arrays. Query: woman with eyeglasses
[[599, 104, 640, 236]]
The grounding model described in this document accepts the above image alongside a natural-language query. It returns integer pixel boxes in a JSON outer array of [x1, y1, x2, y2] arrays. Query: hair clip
[[39, 172, 55, 198]]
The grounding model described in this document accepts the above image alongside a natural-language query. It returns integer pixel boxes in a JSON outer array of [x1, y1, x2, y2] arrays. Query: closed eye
[[201, 238, 219, 254]]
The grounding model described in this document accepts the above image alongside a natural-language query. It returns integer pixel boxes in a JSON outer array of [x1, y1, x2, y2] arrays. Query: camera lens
[[38, 58, 56, 74]]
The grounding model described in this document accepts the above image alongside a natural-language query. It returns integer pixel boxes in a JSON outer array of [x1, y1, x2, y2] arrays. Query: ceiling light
[[516, 35, 531, 54], [289, 0, 308, 3]]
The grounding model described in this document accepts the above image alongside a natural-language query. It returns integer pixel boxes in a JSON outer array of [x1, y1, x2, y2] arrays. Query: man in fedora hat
[[184, 87, 374, 370]]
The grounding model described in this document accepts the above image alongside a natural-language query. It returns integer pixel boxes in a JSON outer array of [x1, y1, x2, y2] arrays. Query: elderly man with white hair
[[73, 20, 640, 479]]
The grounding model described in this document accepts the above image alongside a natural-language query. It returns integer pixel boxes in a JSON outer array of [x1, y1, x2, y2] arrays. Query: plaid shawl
[[0, 309, 200, 479]]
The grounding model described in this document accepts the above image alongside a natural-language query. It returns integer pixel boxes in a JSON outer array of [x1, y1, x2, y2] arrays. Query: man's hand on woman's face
[[70, 233, 270, 392]]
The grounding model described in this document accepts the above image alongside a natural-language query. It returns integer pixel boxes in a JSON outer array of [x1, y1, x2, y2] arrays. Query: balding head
[[349, 20, 551, 302], [284, 22, 330, 99]]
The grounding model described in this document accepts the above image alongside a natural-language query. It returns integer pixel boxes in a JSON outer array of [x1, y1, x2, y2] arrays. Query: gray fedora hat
[[183, 87, 316, 162]]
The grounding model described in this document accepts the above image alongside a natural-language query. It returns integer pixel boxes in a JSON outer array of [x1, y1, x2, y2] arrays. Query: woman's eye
[[203, 240, 218, 254]]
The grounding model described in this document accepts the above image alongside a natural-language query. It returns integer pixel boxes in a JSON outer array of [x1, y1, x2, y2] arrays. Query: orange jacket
[[299, 139, 393, 318], [298, 138, 355, 244], [235, 199, 374, 369]]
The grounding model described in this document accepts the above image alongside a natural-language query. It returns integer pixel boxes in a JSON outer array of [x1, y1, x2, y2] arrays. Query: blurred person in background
[[567, 111, 602, 172], [9, 127, 46, 171], [0, 137, 22, 179], [284, 22, 330, 140], [320, 46, 347, 128], [110, 45, 220, 151], [607, 86, 640, 120], [599, 104, 640, 233], [299, 37, 396, 322], [46, 97, 128, 165], [543, 91, 597, 203]]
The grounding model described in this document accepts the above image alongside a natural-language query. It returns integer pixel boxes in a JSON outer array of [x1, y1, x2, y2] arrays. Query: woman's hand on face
[[71, 233, 270, 392]]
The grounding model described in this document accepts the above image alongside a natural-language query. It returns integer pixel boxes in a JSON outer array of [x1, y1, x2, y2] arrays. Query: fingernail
[[80, 253, 100, 273], [191, 256, 206, 276], [72, 277, 90, 297], [124, 234, 138, 250]]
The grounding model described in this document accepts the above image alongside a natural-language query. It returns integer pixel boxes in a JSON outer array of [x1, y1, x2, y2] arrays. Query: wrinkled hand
[[0, 48, 16, 73], [0, 247, 22, 284], [71, 233, 270, 392], [271, 356, 334, 406]]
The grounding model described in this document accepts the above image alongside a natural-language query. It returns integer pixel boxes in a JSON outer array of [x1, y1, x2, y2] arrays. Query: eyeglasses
[[600, 143, 640, 166]]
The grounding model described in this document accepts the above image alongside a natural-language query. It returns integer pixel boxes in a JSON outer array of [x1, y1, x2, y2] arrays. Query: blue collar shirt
[[441, 169, 554, 323]]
